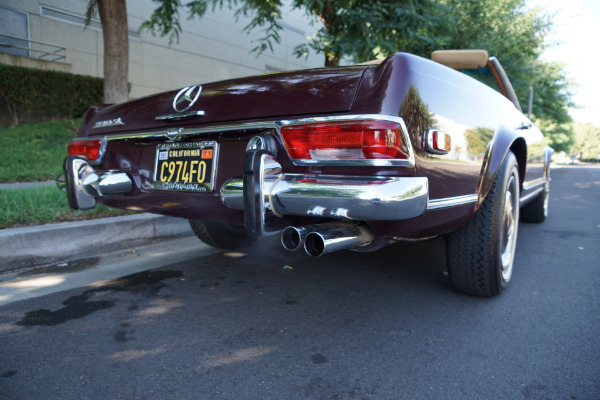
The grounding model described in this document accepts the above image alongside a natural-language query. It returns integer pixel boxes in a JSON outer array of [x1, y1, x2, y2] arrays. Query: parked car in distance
[[59, 49, 552, 297]]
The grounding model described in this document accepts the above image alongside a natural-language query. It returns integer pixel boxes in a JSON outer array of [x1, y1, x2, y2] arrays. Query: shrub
[[0, 64, 103, 127]]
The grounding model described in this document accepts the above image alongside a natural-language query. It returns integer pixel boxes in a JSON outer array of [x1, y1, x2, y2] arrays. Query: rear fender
[[476, 126, 524, 207]]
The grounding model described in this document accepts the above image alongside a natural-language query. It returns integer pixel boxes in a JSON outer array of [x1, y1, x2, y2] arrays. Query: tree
[[140, 0, 439, 66], [292, 0, 443, 65], [90, 0, 574, 131], [422, 0, 575, 146], [573, 123, 600, 160], [534, 118, 573, 153], [143, 0, 571, 118], [430, 0, 571, 120], [87, 0, 441, 99], [86, 0, 129, 104], [529, 60, 574, 150]]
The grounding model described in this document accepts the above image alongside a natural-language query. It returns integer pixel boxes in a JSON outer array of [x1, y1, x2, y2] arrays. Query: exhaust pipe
[[281, 223, 375, 257], [281, 223, 339, 251], [305, 224, 375, 257]]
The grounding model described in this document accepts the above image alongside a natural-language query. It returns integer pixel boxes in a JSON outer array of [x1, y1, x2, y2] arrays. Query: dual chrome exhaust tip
[[281, 222, 375, 257]]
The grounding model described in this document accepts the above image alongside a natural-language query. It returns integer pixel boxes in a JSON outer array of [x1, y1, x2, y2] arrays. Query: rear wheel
[[188, 220, 257, 249], [446, 152, 520, 297], [521, 184, 549, 223]]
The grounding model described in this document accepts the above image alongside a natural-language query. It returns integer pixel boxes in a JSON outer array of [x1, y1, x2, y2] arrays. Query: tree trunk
[[325, 54, 340, 67], [97, 0, 129, 104], [319, 0, 340, 67]]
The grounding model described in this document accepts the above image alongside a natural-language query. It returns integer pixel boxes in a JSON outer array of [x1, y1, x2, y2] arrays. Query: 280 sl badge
[[92, 117, 124, 129]]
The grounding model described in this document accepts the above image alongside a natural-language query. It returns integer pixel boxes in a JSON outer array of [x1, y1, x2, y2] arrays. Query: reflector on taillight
[[425, 129, 452, 155], [68, 139, 104, 163], [280, 119, 408, 161]]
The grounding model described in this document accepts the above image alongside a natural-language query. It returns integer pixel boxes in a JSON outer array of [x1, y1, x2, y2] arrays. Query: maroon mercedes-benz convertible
[[59, 50, 552, 297]]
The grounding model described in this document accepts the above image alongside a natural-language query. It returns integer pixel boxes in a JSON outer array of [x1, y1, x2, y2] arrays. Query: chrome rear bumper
[[59, 153, 429, 235], [221, 175, 428, 220], [220, 150, 428, 236]]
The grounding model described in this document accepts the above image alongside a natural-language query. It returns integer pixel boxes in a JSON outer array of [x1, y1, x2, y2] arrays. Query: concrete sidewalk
[[0, 181, 55, 190], [0, 213, 192, 274]]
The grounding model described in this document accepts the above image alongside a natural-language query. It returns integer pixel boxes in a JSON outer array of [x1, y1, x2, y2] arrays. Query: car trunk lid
[[82, 66, 368, 136]]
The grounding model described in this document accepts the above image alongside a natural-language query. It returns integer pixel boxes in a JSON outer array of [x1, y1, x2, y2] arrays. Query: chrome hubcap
[[500, 174, 519, 282]]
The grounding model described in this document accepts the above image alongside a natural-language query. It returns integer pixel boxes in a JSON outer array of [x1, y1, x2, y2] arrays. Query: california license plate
[[153, 141, 217, 192]]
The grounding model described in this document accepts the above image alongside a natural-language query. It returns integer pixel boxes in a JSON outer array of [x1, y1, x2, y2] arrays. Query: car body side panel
[[353, 53, 548, 213]]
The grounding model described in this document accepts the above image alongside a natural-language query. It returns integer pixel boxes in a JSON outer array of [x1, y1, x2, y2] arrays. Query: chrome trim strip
[[155, 111, 205, 121], [519, 186, 544, 206], [221, 173, 428, 221], [101, 121, 277, 141], [522, 178, 546, 192], [427, 194, 478, 211], [93, 114, 415, 167]]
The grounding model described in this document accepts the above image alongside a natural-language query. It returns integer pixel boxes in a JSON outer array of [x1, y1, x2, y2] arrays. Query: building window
[[0, 6, 29, 57]]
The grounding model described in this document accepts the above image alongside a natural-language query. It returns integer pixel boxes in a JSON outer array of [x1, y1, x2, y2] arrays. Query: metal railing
[[0, 33, 66, 63]]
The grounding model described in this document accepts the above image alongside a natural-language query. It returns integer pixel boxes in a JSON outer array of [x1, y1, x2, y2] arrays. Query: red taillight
[[281, 120, 408, 161], [68, 139, 103, 162]]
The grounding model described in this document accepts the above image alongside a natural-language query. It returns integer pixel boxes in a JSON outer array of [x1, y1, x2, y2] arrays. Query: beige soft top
[[358, 50, 489, 69], [358, 58, 385, 66], [431, 50, 489, 69]]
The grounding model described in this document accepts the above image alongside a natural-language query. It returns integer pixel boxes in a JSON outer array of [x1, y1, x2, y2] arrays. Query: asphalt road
[[1, 165, 599, 400]]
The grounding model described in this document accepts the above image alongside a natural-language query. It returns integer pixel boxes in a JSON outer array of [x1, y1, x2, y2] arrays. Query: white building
[[0, 0, 324, 98]]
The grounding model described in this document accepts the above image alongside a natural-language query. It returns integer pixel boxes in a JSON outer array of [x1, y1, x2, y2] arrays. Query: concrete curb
[[0, 213, 192, 273]]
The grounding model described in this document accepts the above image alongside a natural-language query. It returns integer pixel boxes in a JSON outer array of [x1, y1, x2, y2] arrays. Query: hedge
[[0, 64, 103, 127]]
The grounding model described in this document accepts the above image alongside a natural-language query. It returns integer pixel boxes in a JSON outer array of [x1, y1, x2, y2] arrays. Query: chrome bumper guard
[[221, 150, 429, 236], [59, 156, 133, 210]]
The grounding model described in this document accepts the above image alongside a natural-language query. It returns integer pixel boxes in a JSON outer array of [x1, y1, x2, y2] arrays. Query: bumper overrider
[[58, 156, 133, 210], [58, 150, 429, 256]]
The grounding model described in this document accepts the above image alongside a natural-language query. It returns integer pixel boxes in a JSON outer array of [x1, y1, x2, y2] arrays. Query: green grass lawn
[[0, 186, 130, 229], [0, 119, 79, 182], [0, 119, 132, 228]]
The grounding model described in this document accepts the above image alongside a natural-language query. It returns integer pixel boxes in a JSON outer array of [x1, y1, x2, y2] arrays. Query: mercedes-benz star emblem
[[173, 85, 202, 112]]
